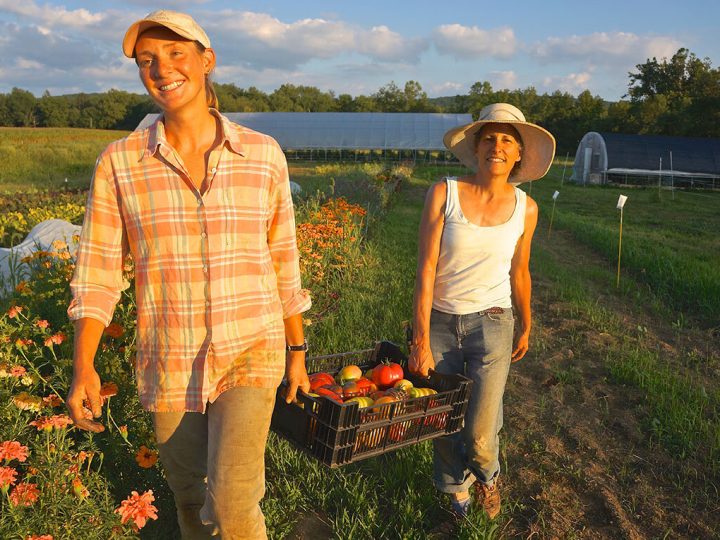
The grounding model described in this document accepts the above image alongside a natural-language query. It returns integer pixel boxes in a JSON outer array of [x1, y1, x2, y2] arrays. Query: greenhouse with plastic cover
[[571, 131, 720, 189], [136, 112, 473, 163]]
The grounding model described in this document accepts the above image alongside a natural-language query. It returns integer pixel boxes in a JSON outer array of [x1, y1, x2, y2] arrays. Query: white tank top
[[432, 177, 527, 315]]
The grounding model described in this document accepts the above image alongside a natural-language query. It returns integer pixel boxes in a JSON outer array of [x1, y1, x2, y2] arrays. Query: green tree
[[37, 91, 70, 127], [6, 87, 37, 126]]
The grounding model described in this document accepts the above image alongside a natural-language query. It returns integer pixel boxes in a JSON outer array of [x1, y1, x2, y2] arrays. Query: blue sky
[[1, 0, 718, 100]]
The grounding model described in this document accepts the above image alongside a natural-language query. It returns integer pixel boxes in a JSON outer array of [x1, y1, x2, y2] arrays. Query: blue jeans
[[429, 307, 514, 493]]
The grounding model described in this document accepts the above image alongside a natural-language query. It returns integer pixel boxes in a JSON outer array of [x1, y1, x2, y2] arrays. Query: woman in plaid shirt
[[66, 10, 311, 539]]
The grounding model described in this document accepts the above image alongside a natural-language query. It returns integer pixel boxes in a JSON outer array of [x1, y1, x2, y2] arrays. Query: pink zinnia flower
[[35, 320, 49, 329], [0, 466, 18, 491], [26, 535, 54, 540], [115, 490, 158, 529], [43, 394, 63, 408], [10, 365, 27, 378], [30, 414, 73, 432], [9, 482, 39, 506], [0, 441, 29, 463], [44, 332, 66, 347], [7, 306, 23, 318]]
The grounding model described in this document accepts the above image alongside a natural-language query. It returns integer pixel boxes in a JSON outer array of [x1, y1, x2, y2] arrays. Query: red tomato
[[388, 362, 404, 381], [355, 377, 376, 396], [342, 381, 362, 399], [372, 363, 397, 389], [314, 386, 343, 403], [309, 372, 336, 391]]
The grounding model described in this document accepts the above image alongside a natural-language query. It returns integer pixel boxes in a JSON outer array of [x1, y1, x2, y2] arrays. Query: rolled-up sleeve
[[266, 148, 311, 319], [68, 153, 129, 326]]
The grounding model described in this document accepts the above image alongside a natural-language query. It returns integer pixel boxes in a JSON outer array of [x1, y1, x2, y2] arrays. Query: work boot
[[473, 481, 501, 519]]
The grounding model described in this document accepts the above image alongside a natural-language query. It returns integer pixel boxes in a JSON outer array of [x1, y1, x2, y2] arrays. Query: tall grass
[[526, 168, 720, 328], [0, 127, 128, 191]]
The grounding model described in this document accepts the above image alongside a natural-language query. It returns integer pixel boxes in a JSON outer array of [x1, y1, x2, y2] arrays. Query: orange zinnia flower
[[134, 445, 158, 469], [115, 490, 158, 529], [100, 382, 119, 398], [10, 365, 27, 378], [0, 466, 18, 491], [72, 476, 89, 500], [0, 441, 29, 463], [9, 482, 40, 506], [35, 319, 49, 329], [103, 323, 124, 339], [26, 535, 54, 540], [7, 306, 23, 318], [44, 333, 66, 347]]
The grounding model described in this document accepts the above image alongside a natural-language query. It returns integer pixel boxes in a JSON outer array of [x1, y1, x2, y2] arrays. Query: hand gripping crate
[[271, 341, 472, 467]]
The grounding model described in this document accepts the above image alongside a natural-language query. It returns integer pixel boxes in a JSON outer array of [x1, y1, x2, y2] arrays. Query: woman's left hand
[[511, 331, 530, 363], [284, 351, 311, 403]]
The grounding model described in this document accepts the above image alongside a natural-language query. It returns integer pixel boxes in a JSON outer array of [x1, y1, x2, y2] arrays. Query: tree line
[[1, 48, 717, 153]]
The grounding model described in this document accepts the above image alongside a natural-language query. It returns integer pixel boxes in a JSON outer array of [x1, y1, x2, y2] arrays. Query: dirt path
[[501, 225, 719, 539]]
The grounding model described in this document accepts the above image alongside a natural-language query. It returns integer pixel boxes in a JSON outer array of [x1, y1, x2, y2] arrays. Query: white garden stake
[[616, 194, 628, 288], [548, 190, 559, 236]]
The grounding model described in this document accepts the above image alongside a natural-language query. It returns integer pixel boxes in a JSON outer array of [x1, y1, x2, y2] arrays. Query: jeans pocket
[[485, 308, 514, 323]]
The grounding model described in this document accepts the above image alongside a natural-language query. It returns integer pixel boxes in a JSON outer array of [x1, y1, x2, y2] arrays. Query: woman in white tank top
[[409, 103, 555, 521]]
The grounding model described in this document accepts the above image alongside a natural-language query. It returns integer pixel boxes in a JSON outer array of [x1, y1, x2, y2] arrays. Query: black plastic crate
[[271, 341, 472, 467]]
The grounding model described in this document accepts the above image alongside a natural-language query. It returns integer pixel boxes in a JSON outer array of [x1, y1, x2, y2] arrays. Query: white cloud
[[488, 70, 517, 90], [530, 32, 682, 65], [541, 72, 593, 93], [429, 81, 464, 96], [433, 24, 517, 59], [0, 0, 104, 28], [207, 11, 425, 69], [357, 26, 426, 62]]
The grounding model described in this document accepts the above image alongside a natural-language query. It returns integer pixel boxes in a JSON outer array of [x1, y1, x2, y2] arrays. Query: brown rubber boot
[[473, 481, 501, 519]]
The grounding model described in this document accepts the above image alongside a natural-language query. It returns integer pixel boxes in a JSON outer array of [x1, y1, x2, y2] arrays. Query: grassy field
[[0, 127, 129, 191], [2, 129, 719, 538]]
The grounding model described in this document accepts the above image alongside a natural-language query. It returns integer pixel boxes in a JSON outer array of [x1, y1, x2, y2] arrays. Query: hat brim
[[443, 120, 556, 183], [123, 20, 205, 58]]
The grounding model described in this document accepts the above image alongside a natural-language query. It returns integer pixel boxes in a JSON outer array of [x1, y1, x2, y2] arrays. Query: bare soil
[[499, 226, 720, 539]]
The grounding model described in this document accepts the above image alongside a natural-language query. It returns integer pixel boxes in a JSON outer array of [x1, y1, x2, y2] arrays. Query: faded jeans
[[153, 386, 277, 539], [429, 307, 514, 493]]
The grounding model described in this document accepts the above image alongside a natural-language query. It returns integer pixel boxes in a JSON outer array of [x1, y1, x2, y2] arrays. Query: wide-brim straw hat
[[443, 103, 556, 183], [123, 10, 211, 58]]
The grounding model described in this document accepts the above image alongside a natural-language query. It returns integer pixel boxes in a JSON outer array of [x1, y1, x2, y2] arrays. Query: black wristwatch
[[286, 340, 308, 352]]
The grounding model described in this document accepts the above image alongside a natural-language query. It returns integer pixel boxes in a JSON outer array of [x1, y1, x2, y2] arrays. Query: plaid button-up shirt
[[69, 111, 311, 412]]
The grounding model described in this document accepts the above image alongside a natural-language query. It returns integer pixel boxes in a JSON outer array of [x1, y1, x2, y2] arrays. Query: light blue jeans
[[429, 307, 514, 493]]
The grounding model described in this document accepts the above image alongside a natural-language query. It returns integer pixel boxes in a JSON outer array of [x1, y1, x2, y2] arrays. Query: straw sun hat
[[122, 10, 211, 58], [443, 103, 556, 182]]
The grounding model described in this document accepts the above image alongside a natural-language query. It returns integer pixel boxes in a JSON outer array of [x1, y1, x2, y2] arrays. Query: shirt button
[[201, 231, 207, 238], [211, 167, 217, 173], [205, 300, 210, 307], [197, 198, 202, 205], [203, 265, 208, 273]]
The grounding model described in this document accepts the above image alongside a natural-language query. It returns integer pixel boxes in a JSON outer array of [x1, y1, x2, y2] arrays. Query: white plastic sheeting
[[136, 112, 472, 151], [0, 219, 81, 295]]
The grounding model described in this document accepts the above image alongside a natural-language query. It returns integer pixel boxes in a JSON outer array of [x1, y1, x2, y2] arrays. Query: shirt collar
[[141, 109, 246, 161]]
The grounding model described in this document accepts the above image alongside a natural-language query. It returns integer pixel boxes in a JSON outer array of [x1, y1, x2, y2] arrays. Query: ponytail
[[205, 75, 219, 111], [195, 42, 219, 111]]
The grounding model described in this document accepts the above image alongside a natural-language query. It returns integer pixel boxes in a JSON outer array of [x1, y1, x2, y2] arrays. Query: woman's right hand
[[66, 367, 105, 433], [408, 341, 435, 377]]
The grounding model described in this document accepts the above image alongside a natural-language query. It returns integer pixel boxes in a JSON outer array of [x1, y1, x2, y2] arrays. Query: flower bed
[[0, 187, 371, 538]]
